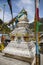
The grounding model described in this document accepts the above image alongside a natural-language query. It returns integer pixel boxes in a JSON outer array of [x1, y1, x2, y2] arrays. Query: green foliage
[[1, 24, 11, 34], [0, 19, 11, 34], [29, 18, 43, 32]]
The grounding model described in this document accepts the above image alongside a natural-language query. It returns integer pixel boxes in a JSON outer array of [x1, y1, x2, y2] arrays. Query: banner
[[7, 0, 12, 15], [35, 0, 40, 21]]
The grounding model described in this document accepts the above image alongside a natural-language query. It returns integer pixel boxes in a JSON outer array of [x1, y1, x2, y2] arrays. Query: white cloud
[[4, 12, 11, 22], [4, 12, 17, 22], [15, 0, 35, 23], [29, 18, 34, 23], [13, 13, 18, 17], [0, 8, 17, 23], [0, 0, 35, 23], [21, 0, 33, 4], [0, 8, 3, 20]]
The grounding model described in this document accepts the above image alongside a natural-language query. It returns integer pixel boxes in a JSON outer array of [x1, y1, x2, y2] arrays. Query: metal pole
[[3, 4, 6, 22]]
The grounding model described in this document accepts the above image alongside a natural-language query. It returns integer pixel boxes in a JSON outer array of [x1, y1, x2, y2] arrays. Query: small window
[[17, 37, 21, 43], [11, 36, 15, 40], [23, 36, 29, 42]]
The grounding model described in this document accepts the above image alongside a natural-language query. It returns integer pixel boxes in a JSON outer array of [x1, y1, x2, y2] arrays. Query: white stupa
[[2, 9, 36, 64]]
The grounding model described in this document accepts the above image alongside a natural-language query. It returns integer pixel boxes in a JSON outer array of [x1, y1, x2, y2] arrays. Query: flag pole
[[34, 0, 40, 65]]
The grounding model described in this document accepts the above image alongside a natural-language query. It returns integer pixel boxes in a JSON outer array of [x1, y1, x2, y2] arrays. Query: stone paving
[[40, 54, 43, 65], [0, 53, 30, 65]]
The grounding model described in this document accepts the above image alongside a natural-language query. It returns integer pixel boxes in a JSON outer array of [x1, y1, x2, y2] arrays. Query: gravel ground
[[0, 53, 30, 65]]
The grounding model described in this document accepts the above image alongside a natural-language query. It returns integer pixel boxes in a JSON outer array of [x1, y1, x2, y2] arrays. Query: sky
[[0, 0, 43, 23]]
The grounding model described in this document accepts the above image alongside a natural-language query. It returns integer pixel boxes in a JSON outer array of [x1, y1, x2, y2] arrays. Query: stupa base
[[4, 53, 35, 65], [2, 41, 36, 65]]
